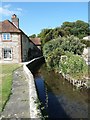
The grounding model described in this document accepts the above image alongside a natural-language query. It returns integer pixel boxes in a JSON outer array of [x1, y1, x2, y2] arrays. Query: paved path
[[1, 67, 30, 118]]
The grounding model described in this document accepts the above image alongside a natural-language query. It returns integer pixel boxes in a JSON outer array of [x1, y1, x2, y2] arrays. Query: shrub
[[59, 52, 88, 79], [45, 48, 65, 71], [43, 36, 87, 79]]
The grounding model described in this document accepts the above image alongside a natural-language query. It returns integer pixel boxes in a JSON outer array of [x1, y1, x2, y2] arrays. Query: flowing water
[[34, 64, 88, 119]]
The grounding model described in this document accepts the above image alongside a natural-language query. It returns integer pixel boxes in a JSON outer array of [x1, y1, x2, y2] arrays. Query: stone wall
[[22, 34, 36, 62], [0, 32, 42, 63], [0, 33, 21, 63], [23, 58, 42, 118], [21, 34, 42, 62], [0, 34, 2, 61], [61, 72, 89, 89], [82, 47, 90, 65], [21, 34, 31, 62]]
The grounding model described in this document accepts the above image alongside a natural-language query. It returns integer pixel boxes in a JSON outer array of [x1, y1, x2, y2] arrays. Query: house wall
[[0, 34, 2, 61], [21, 34, 34, 62], [0, 33, 21, 63], [21, 34, 42, 62]]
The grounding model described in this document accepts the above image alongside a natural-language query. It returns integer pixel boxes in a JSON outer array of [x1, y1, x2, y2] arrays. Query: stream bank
[[34, 64, 89, 119], [26, 57, 89, 119]]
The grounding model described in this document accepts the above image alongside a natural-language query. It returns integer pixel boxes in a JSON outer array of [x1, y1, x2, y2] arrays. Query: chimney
[[11, 14, 19, 28]]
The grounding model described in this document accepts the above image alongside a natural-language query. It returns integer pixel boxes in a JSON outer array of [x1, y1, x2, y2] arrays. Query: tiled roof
[[30, 38, 41, 45], [0, 20, 21, 33]]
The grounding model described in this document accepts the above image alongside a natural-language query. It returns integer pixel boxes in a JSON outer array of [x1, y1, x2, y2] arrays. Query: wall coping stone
[[23, 57, 43, 119]]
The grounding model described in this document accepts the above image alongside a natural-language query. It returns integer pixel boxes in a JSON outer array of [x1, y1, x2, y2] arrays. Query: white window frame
[[3, 48, 12, 60], [2, 33, 11, 40]]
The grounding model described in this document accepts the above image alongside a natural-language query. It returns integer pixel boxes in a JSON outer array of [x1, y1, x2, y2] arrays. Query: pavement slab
[[1, 67, 30, 119]]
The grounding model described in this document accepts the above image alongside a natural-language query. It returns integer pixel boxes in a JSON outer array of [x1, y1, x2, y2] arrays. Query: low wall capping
[[23, 57, 43, 119]]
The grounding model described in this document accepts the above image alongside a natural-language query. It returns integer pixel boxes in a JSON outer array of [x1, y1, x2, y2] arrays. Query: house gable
[[0, 15, 42, 63], [0, 20, 21, 33]]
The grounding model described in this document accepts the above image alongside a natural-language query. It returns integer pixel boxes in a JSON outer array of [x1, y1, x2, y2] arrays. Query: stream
[[34, 64, 88, 119]]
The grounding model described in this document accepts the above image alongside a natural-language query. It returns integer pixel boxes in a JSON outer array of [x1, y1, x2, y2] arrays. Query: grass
[[0, 64, 21, 112]]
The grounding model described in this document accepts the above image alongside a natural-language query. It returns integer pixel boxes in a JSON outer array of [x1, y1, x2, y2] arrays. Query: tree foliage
[[43, 35, 85, 56], [29, 34, 36, 38], [43, 36, 88, 79], [44, 47, 65, 71], [38, 20, 89, 46], [61, 20, 89, 38], [38, 28, 65, 46]]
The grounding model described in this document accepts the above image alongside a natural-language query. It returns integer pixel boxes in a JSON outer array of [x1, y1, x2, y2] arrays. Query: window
[[3, 48, 12, 60], [2, 33, 11, 40]]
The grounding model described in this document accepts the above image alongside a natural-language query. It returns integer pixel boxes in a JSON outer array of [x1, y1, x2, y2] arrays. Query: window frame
[[2, 33, 11, 41], [3, 48, 12, 61]]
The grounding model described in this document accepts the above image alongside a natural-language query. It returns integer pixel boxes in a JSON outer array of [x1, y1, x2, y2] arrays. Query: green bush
[[60, 36, 85, 55], [45, 48, 65, 71], [43, 36, 87, 79], [43, 35, 85, 57], [59, 52, 88, 79], [43, 37, 63, 58]]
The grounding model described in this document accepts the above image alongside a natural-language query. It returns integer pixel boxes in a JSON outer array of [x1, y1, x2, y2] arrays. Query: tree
[[38, 28, 53, 46], [29, 34, 36, 38], [43, 35, 88, 79], [43, 35, 85, 56], [60, 35, 85, 55], [38, 20, 90, 47], [61, 20, 89, 39]]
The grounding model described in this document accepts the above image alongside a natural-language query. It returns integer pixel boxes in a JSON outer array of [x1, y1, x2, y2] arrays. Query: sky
[[1, 0, 89, 2], [0, 2, 89, 36]]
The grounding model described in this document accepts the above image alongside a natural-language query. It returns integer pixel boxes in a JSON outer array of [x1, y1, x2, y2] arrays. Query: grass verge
[[0, 64, 21, 112]]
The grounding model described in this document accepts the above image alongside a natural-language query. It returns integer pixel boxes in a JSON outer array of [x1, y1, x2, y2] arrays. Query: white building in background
[[83, 36, 90, 41], [82, 36, 90, 65]]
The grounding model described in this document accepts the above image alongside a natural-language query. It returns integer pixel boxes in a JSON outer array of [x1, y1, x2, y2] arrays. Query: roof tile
[[30, 38, 41, 45], [0, 20, 21, 33]]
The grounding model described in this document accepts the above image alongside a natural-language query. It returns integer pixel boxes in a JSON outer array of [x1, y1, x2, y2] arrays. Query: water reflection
[[35, 76, 46, 107], [35, 76, 70, 119], [34, 64, 88, 119]]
